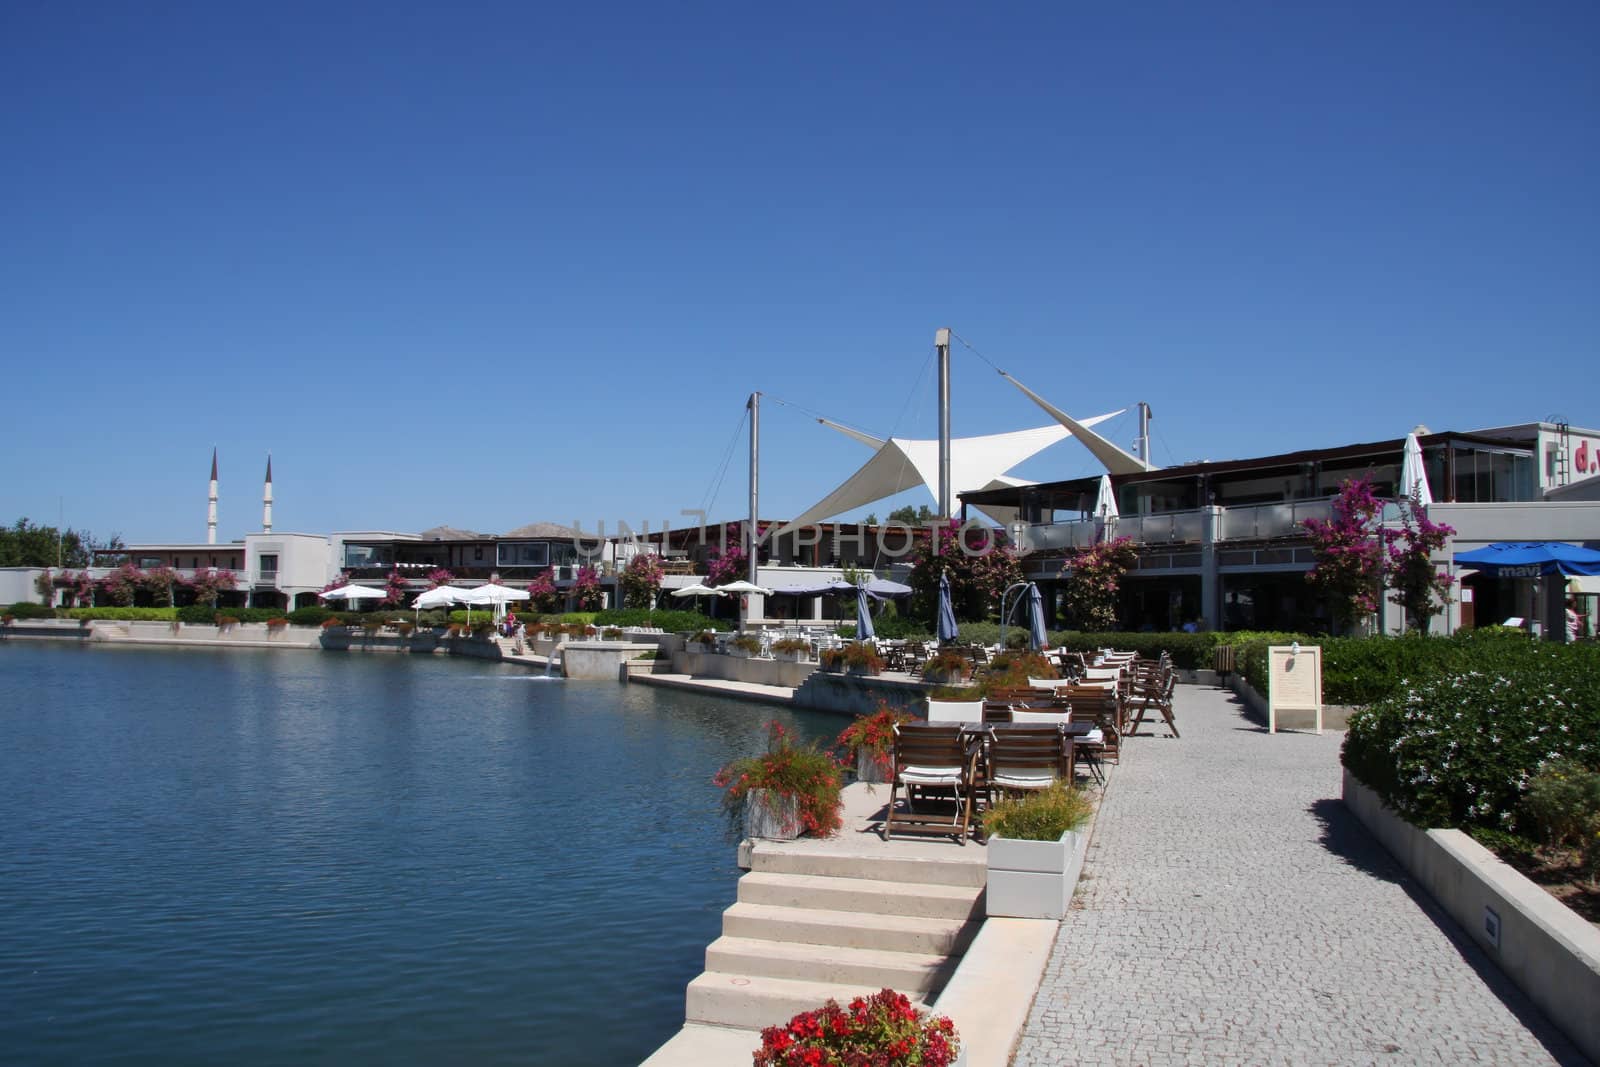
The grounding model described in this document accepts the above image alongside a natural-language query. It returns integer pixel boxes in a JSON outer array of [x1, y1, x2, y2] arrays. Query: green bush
[[174, 606, 293, 625], [1342, 642, 1600, 831], [5, 601, 56, 619], [873, 614, 933, 640], [1519, 760, 1600, 851], [288, 606, 335, 626], [591, 608, 729, 632], [983, 782, 1093, 841], [65, 607, 179, 622], [1051, 631, 1222, 671]]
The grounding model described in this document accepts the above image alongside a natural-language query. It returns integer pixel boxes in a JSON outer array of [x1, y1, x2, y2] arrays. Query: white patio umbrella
[[1400, 432, 1433, 506], [461, 583, 532, 622], [412, 584, 468, 625], [716, 580, 773, 596], [671, 583, 727, 598], [318, 584, 390, 602]]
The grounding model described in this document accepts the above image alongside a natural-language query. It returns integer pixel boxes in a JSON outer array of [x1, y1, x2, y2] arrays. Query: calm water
[[0, 642, 840, 1066]]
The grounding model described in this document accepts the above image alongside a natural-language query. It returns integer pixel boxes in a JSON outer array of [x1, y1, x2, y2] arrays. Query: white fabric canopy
[[1001, 372, 1156, 475], [1400, 432, 1433, 506], [776, 416, 1119, 536], [1567, 574, 1600, 595], [319, 584, 389, 601]]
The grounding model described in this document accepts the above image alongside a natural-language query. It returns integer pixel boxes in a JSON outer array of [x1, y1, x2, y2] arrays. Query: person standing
[[1567, 596, 1584, 642]]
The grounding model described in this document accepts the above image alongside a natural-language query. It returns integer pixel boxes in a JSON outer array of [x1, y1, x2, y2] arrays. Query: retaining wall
[[1343, 770, 1600, 1063]]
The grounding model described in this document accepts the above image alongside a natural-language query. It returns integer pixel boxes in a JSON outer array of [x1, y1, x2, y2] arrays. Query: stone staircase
[[684, 842, 987, 1031]]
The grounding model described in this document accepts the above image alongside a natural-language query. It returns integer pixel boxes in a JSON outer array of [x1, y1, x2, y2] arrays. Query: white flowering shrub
[[1343, 647, 1600, 830]]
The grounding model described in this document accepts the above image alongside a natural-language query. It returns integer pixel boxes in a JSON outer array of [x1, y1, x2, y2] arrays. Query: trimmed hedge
[[173, 606, 300, 625], [1342, 640, 1600, 831], [5, 602, 56, 620], [65, 607, 179, 622], [591, 608, 730, 632]]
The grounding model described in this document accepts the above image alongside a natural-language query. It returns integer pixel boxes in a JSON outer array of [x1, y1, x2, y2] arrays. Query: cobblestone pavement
[[1011, 685, 1586, 1067]]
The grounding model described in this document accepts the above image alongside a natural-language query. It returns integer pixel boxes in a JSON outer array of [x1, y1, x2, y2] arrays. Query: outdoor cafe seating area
[[880, 648, 1179, 844]]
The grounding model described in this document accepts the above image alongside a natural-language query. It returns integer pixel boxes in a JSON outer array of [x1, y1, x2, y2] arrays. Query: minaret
[[207, 448, 219, 545], [262, 454, 273, 533]]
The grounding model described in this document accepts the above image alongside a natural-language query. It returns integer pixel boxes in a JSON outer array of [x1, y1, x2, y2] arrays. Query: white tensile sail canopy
[[1000, 372, 1159, 476], [775, 413, 1121, 536]]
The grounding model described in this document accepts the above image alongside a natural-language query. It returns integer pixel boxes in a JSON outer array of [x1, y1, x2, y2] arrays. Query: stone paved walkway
[[1011, 685, 1586, 1067]]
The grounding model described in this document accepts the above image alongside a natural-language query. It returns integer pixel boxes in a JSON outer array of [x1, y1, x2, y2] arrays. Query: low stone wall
[[1343, 770, 1600, 1063], [1227, 675, 1354, 731], [793, 672, 930, 717], [561, 641, 654, 680], [0, 619, 92, 640], [671, 650, 819, 689]]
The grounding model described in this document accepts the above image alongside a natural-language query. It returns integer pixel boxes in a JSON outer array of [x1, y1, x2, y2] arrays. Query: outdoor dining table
[[956, 718, 1105, 788]]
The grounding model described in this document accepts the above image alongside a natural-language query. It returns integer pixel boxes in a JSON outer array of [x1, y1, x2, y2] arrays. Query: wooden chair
[[926, 698, 985, 725], [985, 724, 1074, 805], [1060, 685, 1122, 763], [883, 723, 979, 844], [1127, 663, 1179, 738]]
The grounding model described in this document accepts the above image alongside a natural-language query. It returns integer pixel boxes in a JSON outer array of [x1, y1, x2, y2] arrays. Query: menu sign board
[[1268, 645, 1323, 735]]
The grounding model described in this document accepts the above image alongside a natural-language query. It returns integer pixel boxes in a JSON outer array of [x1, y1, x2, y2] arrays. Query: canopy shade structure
[[1453, 542, 1600, 578], [1400, 432, 1433, 505], [318, 584, 390, 601], [775, 412, 1121, 536], [1000, 371, 1157, 476], [767, 577, 912, 600]]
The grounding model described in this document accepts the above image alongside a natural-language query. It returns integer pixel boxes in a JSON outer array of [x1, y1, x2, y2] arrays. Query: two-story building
[[960, 420, 1600, 637]]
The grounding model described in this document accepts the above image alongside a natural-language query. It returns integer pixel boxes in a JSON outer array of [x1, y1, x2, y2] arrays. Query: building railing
[[1217, 499, 1333, 541]]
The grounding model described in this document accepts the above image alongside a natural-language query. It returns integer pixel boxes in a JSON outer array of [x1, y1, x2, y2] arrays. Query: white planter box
[[855, 748, 890, 785], [774, 649, 811, 663], [986, 830, 1085, 919]]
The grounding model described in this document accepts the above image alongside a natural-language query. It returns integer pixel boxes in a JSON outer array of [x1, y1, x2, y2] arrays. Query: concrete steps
[[738, 870, 980, 920], [705, 935, 956, 990], [682, 840, 986, 1032]]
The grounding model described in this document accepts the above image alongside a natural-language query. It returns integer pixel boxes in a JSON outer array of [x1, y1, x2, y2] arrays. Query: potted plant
[[841, 641, 884, 677], [2, 614, 14, 626], [691, 630, 718, 651], [446, 623, 466, 638], [393, 620, 414, 638], [267, 616, 289, 631], [320, 616, 344, 631], [602, 626, 624, 640], [472, 620, 496, 638], [921, 648, 973, 685], [982, 782, 1094, 919], [714, 721, 843, 841], [217, 614, 241, 633], [729, 634, 763, 659], [583, 624, 599, 641], [834, 701, 914, 785], [754, 988, 961, 1067], [818, 647, 845, 673], [771, 636, 812, 663]]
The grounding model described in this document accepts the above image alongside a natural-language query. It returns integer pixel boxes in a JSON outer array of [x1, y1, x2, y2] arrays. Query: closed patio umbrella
[[1400, 432, 1432, 506], [854, 584, 875, 641], [318, 584, 389, 602], [936, 571, 959, 644], [1027, 582, 1049, 651]]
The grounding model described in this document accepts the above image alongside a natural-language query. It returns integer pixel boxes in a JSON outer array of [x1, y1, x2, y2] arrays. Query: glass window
[[259, 554, 278, 573], [497, 542, 550, 568]]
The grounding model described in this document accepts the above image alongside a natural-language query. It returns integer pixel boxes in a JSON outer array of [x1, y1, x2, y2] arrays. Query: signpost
[[1267, 644, 1323, 734]]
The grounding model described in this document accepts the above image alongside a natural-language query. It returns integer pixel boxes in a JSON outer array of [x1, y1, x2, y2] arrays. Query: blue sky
[[3, 2, 1595, 545]]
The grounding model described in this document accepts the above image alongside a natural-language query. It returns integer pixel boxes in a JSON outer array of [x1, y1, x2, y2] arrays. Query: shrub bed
[[590, 608, 729, 632], [173, 606, 291, 625], [65, 607, 179, 622], [6, 602, 56, 620]]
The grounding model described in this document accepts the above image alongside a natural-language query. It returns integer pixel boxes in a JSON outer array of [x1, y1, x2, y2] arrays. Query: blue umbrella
[[1027, 582, 1049, 651], [936, 571, 959, 644], [854, 584, 876, 641], [1453, 542, 1600, 578]]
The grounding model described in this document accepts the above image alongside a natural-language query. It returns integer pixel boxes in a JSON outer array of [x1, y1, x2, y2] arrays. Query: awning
[[1453, 541, 1600, 578]]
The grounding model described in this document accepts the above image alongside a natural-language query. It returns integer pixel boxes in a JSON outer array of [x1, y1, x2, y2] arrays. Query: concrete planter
[[773, 649, 811, 663], [986, 830, 1087, 919], [920, 667, 972, 686], [744, 789, 800, 841], [845, 665, 880, 677]]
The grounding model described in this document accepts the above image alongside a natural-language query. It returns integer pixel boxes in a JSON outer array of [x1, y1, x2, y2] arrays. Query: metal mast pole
[[1136, 402, 1152, 465], [748, 391, 760, 586], [936, 328, 951, 518]]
